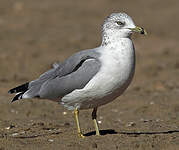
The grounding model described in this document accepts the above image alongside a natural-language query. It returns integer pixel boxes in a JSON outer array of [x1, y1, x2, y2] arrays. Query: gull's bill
[[130, 26, 147, 35]]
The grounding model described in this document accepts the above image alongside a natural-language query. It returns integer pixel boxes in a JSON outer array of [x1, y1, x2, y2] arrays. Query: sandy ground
[[0, 0, 179, 149]]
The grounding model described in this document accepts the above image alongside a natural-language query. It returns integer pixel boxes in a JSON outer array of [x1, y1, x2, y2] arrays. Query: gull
[[8, 12, 147, 138]]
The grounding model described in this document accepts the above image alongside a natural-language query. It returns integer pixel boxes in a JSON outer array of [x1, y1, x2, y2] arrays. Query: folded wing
[[8, 49, 101, 102], [39, 58, 101, 100]]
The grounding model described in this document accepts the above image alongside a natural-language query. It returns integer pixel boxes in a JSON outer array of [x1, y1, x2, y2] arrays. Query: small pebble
[[11, 133, 19, 136], [48, 139, 54, 142], [98, 120, 102, 124], [150, 101, 154, 105], [5, 127, 11, 130], [99, 116, 103, 119], [156, 119, 161, 122], [63, 112, 67, 115], [10, 109, 18, 114], [126, 122, 136, 127]]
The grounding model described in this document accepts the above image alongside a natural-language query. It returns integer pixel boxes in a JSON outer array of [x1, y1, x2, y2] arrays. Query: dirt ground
[[0, 0, 179, 149]]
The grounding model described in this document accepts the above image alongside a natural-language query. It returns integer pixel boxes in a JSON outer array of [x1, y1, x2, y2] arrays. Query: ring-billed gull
[[8, 12, 147, 138]]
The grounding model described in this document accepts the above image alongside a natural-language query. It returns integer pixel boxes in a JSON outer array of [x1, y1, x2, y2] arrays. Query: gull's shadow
[[84, 129, 118, 136], [84, 129, 179, 137], [118, 130, 179, 135]]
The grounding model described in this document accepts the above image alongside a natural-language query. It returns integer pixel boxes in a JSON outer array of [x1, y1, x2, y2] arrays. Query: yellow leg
[[93, 119, 100, 135], [74, 108, 85, 138], [92, 107, 100, 136]]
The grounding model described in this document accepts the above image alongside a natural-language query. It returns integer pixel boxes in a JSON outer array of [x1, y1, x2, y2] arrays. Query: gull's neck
[[101, 29, 131, 46]]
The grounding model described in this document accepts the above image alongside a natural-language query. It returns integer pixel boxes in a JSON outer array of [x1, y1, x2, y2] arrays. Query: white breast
[[61, 38, 135, 110], [85, 38, 135, 95]]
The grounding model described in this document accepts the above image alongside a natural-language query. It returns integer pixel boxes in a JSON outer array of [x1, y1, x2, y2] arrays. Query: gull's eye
[[116, 21, 125, 26]]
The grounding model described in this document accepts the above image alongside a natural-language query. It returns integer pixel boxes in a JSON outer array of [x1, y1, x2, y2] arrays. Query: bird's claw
[[78, 133, 85, 138]]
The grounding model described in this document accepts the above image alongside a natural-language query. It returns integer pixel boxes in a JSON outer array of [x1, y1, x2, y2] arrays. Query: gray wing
[[38, 58, 101, 100], [20, 49, 101, 99]]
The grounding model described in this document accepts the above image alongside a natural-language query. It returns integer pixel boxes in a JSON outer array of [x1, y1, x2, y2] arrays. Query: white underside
[[61, 38, 135, 110]]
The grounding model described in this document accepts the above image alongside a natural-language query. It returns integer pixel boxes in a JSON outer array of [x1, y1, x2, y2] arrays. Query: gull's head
[[102, 13, 147, 43]]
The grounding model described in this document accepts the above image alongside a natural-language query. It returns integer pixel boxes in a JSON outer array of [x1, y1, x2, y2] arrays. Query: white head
[[102, 13, 146, 45]]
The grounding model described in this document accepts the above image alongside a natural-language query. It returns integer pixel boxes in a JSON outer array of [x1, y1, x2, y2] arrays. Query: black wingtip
[[11, 93, 23, 103], [11, 98, 17, 103], [8, 82, 29, 94], [8, 89, 14, 94]]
